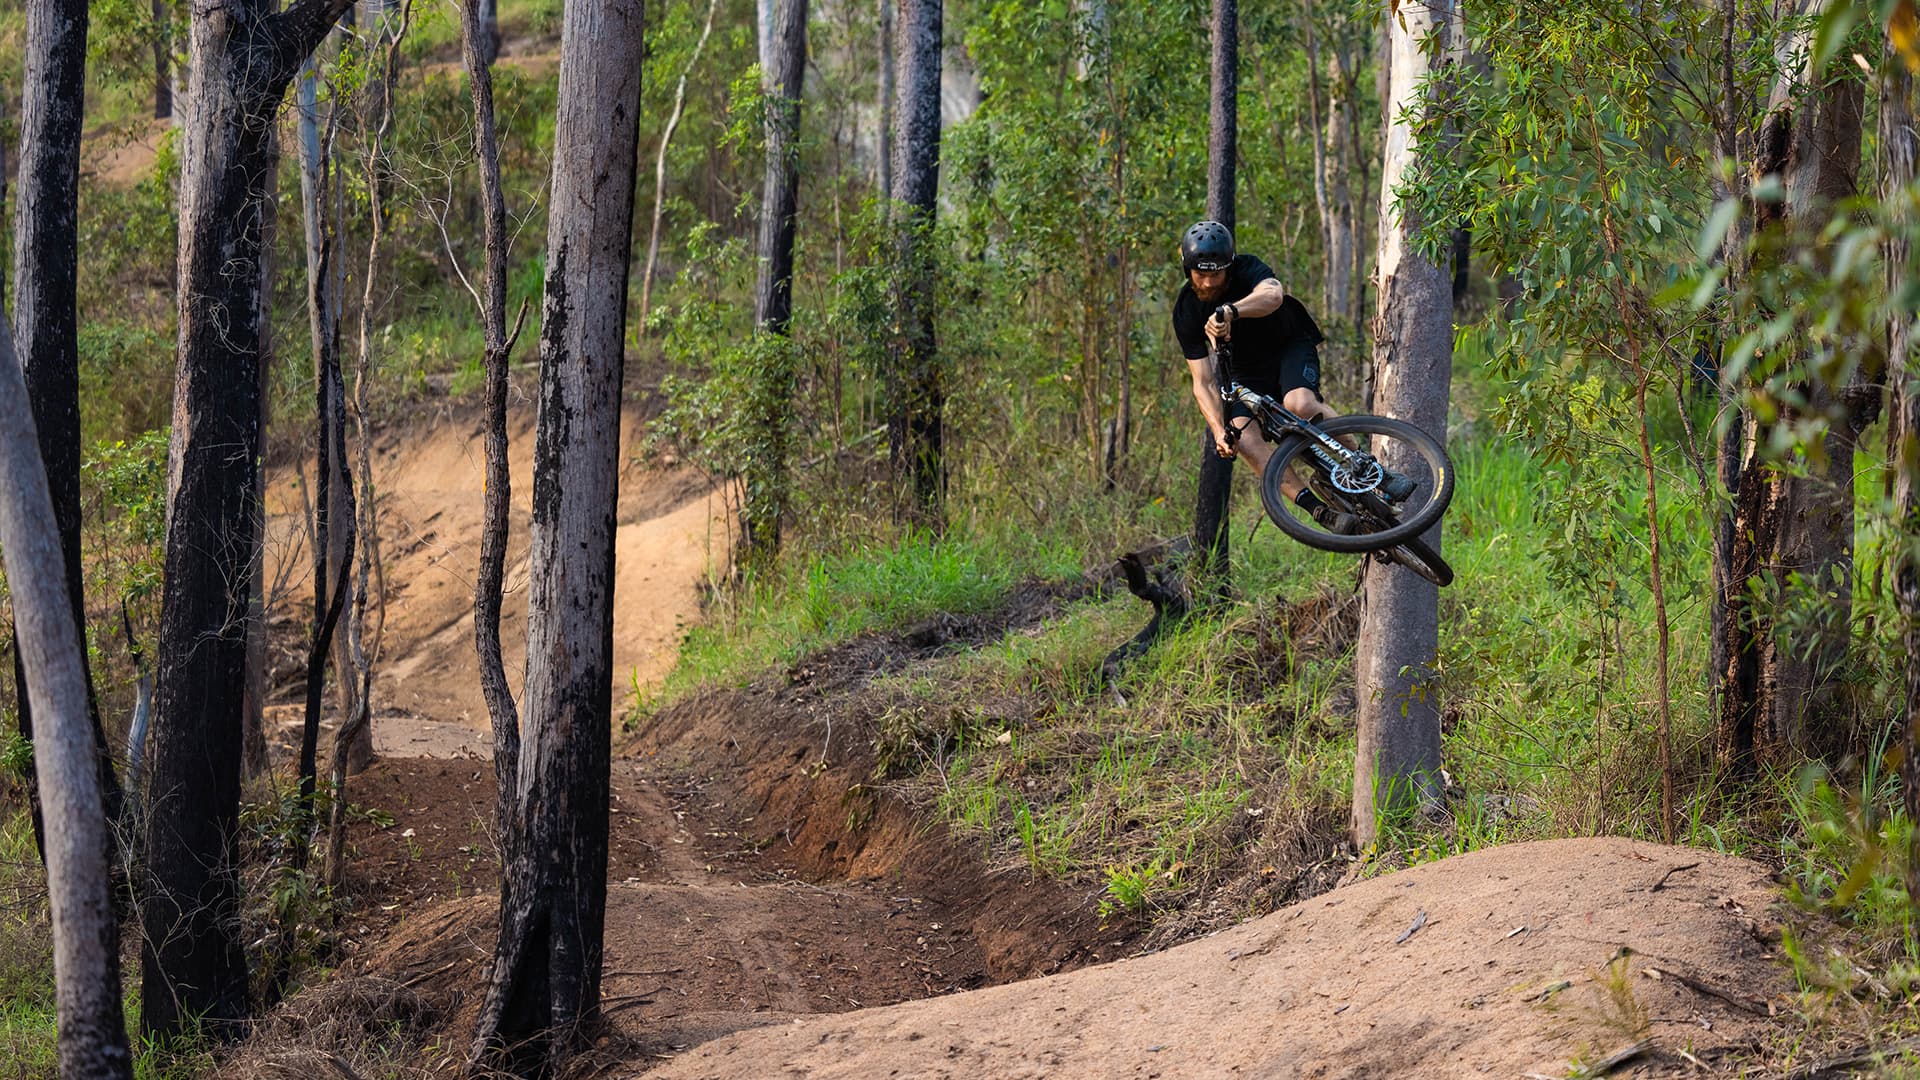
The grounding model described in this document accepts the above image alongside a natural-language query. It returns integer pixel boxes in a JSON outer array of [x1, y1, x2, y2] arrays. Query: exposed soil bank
[[644, 838, 1789, 1079]]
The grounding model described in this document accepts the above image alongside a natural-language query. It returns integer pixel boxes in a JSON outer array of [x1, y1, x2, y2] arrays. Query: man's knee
[[1283, 387, 1322, 416]]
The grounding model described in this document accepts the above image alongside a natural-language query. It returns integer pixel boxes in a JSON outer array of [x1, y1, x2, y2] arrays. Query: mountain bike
[[1215, 341, 1455, 587]]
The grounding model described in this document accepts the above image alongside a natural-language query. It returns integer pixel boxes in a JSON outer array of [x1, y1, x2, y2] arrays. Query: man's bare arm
[[1232, 277, 1287, 319], [1205, 278, 1286, 345], [1189, 356, 1234, 457]]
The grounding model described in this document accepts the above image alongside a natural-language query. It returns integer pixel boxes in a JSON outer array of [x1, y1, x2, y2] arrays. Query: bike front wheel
[[1259, 414, 1454, 555]]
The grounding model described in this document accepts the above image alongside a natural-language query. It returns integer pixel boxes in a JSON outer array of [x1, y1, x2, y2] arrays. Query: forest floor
[[225, 388, 1862, 1079]]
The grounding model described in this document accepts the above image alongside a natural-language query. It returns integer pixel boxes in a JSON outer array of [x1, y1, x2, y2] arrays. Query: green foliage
[[0, 732, 31, 781], [1099, 860, 1161, 917], [1780, 748, 1915, 938]]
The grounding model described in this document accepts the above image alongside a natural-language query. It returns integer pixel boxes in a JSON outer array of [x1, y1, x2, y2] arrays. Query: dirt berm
[[641, 838, 1787, 1078]]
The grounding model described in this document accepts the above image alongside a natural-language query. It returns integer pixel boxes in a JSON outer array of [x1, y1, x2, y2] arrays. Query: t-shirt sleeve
[[1173, 300, 1209, 360], [1237, 256, 1278, 289]]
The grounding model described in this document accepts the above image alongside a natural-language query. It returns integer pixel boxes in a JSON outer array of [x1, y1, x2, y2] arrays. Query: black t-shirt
[[1172, 255, 1326, 395]]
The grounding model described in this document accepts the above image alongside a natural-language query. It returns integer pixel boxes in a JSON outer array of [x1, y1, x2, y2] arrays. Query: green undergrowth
[[0, 807, 220, 1080], [636, 526, 1095, 709]]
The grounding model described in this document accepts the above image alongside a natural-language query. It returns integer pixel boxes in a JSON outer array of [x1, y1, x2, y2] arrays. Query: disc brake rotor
[[1328, 456, 1384, 496]]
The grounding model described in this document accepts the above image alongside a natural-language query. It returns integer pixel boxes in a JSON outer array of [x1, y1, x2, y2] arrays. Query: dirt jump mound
[[643, 838, 1787, 1079]]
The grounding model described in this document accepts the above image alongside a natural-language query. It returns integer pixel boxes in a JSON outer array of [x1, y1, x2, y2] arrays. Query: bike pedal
[[1380, 472, 1417, 503]]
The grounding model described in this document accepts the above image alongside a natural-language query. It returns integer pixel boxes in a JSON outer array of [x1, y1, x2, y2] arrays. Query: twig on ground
[[1650, 861, 1700, 891]]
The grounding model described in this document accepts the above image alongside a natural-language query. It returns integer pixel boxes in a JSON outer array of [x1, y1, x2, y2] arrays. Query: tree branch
[[270, 0, 358, 83]]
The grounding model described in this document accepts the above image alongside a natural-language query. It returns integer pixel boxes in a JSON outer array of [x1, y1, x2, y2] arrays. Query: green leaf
[[1696, 198, 1739, 260], [1812, 2, 1863, 70]]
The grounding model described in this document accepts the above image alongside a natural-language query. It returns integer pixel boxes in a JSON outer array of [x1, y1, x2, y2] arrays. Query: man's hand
[[1204, 303, 1235, 346], [1213, 427, 1235, 459]]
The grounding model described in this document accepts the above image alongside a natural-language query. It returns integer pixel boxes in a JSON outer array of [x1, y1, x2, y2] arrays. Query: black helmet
[[1181, 220, 1234, 272]]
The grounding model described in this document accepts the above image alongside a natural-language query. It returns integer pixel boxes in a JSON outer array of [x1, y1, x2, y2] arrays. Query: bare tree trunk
[[1301, 0, 1353, 324], [242, 125, 278, 782], [0, 314, 135, 1080], [11, 0, 126, 878], [637, 0, 719, 332], [469, 0, 642, 1070], [1352, 0, 1457, 848], [478, 0, 499, 65], [325, 1, 411, 887], [877, 0, 894, 203], [296, 42, 366, 778], [889, 0, 944, 528], [758, 0, 775, 85], [743, 0, 810, 563], [337, 0, 403, 778], [1718, 8, 1865, 771], [1192, 0, 1236, 601], [292, 63, 353, 884], [143, 0, 357, 1040], [153, 0, 173, 119], [460, 0, 526, 895]]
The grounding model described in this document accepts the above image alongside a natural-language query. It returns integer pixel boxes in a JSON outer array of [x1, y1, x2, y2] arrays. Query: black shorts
[[1227, 340, 1322, 424]]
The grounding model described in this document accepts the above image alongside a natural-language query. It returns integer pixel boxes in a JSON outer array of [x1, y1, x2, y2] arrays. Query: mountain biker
[[1172, 219, 1361, 532]]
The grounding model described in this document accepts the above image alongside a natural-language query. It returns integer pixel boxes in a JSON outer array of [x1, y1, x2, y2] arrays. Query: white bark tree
[[1352, 0, 1459, 847], [0, 313, 134, 1079]]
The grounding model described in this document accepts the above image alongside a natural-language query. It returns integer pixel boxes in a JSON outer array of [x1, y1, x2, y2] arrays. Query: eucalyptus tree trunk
[[143, 0, 357, 1040], [243, 123, 279, 782], [759, 0, 776, 84], [296, 42, 367, 778], [638, 0, 719, 331], [1192, 0, 1236, 600], [1888, 25, 1920, 908], [293, 51, 354, 858], [1302, 0, 1354, 325], [335, 0, 404, 777], [12, 0, 127, 875], [469, 0, 643, 1071], [0, 315, 135, 1080], [153, 0, 173, 118], [877, 0, 894, 202], [889, 0, 944, 527], [460, 0, 525, 901], [1343, 29, 1375, 335], [1351, 0, 1458, 848], [744, 0, 811, 563], [478, 0, 500, 65], [1717, 11, 1865, 771], [323, 0, 411, 882]]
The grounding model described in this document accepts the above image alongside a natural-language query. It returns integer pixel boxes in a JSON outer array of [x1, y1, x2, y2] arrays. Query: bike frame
[[1214, 343, 1368, 488]]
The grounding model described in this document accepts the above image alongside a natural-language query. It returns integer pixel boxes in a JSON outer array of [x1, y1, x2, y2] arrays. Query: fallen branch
[[1099, 536, 1192, 686], [1643, 962, 1770, 1016]]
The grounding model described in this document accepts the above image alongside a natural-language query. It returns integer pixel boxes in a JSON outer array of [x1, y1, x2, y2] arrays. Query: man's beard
[[1194, 280, 1227, 304]]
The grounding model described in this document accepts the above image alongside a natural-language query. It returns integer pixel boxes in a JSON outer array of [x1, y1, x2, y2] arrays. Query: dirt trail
[[262, 391, 728, 756], [644, 838, 1790, 1079]]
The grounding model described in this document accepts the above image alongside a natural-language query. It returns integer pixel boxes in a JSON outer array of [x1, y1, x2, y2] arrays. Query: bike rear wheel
[[1259, 414, 1453, 555]]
